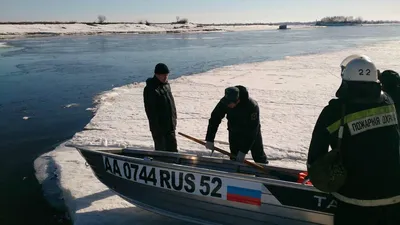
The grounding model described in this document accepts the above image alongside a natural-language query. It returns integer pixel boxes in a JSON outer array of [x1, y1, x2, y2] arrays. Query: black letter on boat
[[104, 157, 112, 173], [113, 159, 122, 177], [160, 169, 171, 189], [171, 171, 183, 191], [184, 173, 195, 193]]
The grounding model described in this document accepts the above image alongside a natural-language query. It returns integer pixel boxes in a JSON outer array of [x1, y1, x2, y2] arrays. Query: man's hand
[[236, 151, 246, 162], [205, 141, 214, 150]]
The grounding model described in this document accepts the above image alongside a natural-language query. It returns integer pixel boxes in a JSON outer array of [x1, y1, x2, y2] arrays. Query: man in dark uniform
[[379, 70, 400, 114], [143, 63, 178, 152], [307, 56, 400, 225], [205, 85, 268, 164]]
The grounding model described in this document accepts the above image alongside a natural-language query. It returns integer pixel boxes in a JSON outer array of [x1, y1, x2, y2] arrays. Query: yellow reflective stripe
[[326, 105, 396, 134], [327, 120, 342, 134]]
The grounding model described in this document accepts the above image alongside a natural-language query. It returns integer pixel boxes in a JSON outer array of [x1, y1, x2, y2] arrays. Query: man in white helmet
[[339, 54, 372, 76], [307, 56, 400, 225]]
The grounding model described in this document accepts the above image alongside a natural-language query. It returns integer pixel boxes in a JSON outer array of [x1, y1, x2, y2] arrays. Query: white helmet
[[340, 54, 372, 69], [342, 57, 378, 83]]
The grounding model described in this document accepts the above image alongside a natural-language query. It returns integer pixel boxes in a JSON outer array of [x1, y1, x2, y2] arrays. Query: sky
[[1, 0, 400, 23]]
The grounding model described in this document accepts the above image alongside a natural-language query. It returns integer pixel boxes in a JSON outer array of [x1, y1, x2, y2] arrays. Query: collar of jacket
[[151, 75, 168, 87]]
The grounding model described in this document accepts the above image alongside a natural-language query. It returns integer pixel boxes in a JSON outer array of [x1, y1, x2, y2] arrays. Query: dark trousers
[[334, 200, 400, 225], [151, 131, 178, 152], [228, 129, 268, 163]]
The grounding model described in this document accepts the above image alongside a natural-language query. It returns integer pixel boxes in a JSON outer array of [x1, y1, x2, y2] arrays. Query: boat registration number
[[103, 156, 263, 205]]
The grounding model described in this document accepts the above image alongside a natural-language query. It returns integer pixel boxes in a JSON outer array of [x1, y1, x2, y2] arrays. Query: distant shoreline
[[0, 22, 312, 40], [1, 21, 399, 40], [0, 22, 318, 40]]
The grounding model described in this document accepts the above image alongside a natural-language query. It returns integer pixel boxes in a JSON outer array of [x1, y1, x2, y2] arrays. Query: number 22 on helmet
[[341, 57, 379, 83]]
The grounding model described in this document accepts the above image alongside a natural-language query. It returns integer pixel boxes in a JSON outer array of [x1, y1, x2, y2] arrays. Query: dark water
[[1, 25, 400, 224]]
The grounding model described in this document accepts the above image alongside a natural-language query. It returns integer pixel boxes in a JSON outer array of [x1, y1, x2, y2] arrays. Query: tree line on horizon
[[319, 16, 363, 24], [316, 16, 400, 24]]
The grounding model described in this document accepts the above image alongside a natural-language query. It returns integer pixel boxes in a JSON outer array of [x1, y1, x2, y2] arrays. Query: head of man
[[337, 56, 381, 101], [340, 54, 371, 75], [379, 70, 400, 93], [221, 86, 240, 108], [154, 63, 170, 83]]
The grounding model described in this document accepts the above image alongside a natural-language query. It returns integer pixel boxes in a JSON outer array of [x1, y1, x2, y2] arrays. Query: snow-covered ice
[[0, 42, 11, 47], [0, 23, 314, 39], [64, 103, 80, 108], [34, 40, 400, 224]]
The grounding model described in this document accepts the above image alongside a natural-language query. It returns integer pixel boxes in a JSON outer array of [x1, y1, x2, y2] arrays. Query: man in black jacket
[[205, 85, 268, 164], [143, 63, 178, 152], [307, 56, 400, 225], [379, 70, 400, 115]]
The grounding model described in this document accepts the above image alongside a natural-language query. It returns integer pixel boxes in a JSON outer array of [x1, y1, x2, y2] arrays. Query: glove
[[235, 151, 246, 162], [205, 141, 214, 150]]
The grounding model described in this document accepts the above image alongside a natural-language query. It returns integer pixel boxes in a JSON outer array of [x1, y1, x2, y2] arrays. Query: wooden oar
[[178, 132, 269, 174]]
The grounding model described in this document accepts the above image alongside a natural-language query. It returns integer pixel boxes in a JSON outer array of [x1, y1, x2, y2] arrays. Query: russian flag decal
[[227, 186, 262, 206]]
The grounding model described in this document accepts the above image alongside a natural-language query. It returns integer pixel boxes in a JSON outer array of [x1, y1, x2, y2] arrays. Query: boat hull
[[75, 146, 335, 225]]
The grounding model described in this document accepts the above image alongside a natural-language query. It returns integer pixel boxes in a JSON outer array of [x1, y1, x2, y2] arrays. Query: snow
[[0, 23, 314, 39], [34, 40, 400, 224], [64, 103, 80, 108], [0, 42, 11, 47]]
